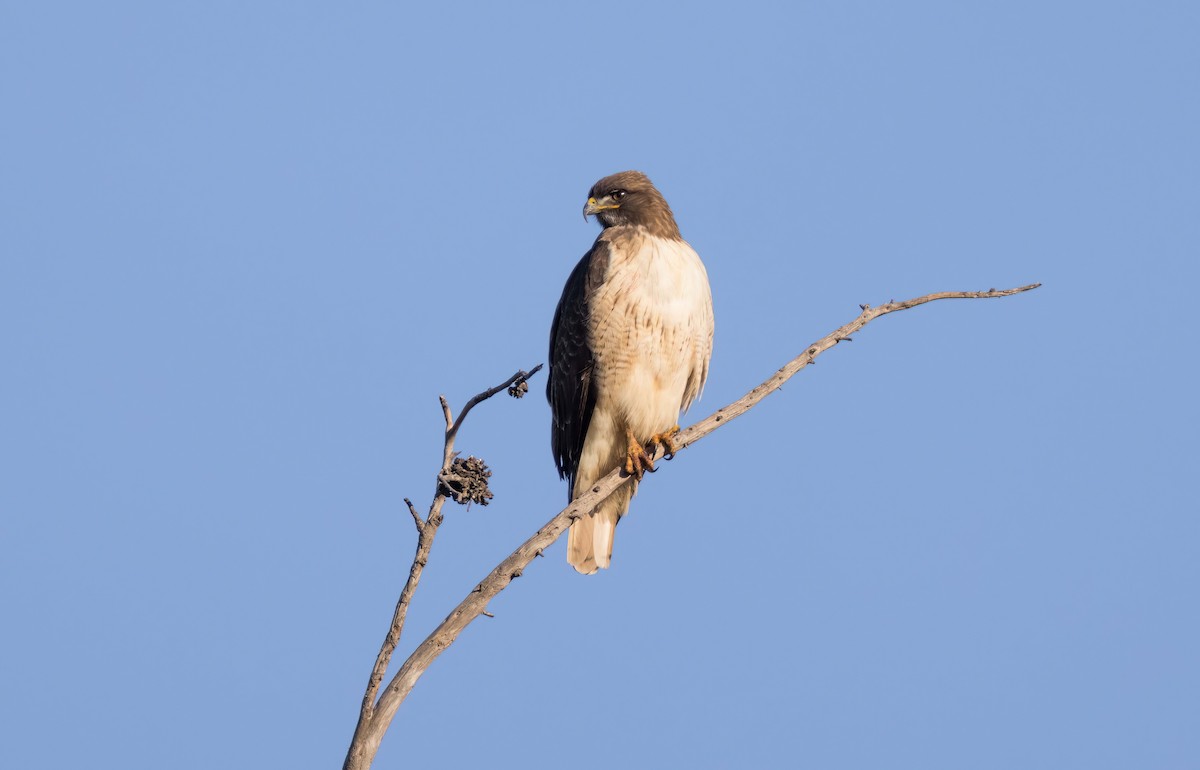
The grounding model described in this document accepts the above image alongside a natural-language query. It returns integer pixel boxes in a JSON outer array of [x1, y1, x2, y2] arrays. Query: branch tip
[[404, 498, 423, 531]]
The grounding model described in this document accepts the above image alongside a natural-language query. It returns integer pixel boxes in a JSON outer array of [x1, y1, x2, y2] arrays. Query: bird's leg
[[648, 425, 681, 461], [623, 428, 656, 480]]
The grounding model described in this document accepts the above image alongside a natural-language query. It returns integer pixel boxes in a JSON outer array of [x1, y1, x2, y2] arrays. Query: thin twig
[[444, 365, 544, 466], [404, 498, 423, 532], [342, 283, 1040, 770], [672, 283, 1043, 453]]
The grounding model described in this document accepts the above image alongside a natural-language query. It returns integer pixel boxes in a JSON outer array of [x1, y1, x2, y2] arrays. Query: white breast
[[591, 233, 714, 438]]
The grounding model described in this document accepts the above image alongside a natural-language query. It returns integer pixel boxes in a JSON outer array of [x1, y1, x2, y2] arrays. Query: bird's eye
[[611, 190, 627, 199]]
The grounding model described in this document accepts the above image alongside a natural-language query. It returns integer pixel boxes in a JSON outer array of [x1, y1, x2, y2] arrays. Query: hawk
[[548, 171, 714, 574]]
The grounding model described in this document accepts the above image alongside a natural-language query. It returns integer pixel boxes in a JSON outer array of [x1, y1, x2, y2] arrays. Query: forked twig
[[346, 365, 542, 763]]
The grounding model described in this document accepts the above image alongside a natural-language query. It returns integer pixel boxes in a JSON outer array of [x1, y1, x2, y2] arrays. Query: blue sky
[[2, 2, 1197, 768]]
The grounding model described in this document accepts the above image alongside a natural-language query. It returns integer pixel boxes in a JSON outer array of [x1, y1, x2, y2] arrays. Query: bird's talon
[[648, 425, 681, 462], [623, 435, 656, 480]]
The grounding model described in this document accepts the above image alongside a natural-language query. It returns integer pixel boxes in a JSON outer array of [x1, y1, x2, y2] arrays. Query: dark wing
[[547, 240, 609, 497]]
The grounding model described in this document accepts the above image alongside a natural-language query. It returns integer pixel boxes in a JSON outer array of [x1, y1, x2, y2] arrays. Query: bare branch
[[354, 515, 435, 730], [346, 365, 544, 765], [342, 283, 1039, 770]]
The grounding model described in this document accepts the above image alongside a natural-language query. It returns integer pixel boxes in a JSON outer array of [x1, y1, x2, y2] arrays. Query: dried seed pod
[[438, 455, 494, 507]]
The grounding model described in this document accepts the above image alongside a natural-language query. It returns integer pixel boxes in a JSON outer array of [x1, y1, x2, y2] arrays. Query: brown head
[[582, 170, 682, 240]]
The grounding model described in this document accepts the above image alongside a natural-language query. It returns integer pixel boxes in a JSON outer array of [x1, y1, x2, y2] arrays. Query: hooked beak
[[583, 196, 620, 220]]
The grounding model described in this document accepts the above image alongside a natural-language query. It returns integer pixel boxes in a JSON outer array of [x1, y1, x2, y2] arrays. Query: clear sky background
[[3, 2, 1197, 768]]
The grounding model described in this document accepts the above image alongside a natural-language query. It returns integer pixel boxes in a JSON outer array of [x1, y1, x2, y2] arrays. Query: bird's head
[[583, 170, 681, 239]]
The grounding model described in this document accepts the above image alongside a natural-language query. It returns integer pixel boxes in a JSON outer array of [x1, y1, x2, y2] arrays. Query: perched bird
[[547, 171, 714, 574]]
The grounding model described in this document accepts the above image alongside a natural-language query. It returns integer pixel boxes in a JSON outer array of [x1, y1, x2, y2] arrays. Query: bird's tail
[[567, 481, 635, 574]]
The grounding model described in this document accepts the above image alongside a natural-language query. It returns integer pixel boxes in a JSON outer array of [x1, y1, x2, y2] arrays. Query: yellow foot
[[623, 429, 656, 480], [648, 425, 681, 461]]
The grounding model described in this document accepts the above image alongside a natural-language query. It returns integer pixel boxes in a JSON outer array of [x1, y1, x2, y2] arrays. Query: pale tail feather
[[566, 482, 635, 574], [591, 509, 619, 570], [567, 515, 598, 575]]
